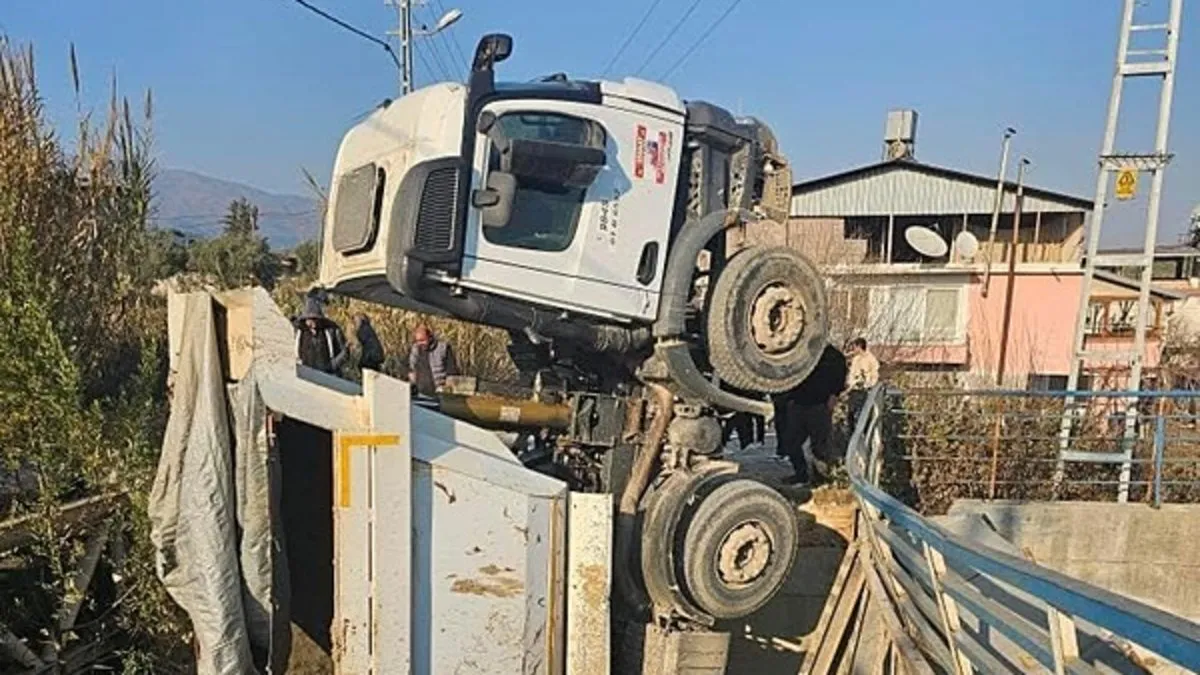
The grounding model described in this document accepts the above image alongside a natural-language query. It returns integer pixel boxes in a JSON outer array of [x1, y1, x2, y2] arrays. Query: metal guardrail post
[[1153, 412, 1166, 508], [921, 543, 973, 674], [1046, 604, 1081, 675]]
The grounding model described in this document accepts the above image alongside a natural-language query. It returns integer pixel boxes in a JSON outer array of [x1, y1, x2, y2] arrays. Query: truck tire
[[706, 246, 827, 393], [680, 478, 798, 619]]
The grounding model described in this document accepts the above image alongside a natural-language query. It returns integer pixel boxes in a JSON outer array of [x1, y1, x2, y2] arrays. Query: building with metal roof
[[784, 111, 1093, 267], [753, 110, 1178, 388]]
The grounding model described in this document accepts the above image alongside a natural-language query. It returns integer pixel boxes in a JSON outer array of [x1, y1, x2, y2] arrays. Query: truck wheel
[[706, 246, 827, 393], [680, 478, 798, 619]]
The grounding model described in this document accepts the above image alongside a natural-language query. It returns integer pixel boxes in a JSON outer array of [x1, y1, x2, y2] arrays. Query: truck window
[[483, 113, 606, 252]]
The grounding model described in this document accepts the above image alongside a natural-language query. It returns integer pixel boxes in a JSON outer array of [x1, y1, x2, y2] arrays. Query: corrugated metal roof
[[790, 160, 1092, 217]]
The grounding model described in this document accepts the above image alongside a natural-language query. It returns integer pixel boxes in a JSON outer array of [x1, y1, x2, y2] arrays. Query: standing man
[[772, 343, 849, 485], [845, 337, 880, 434], [353, 314, 386, 372], [294, 295, 348, 376], [409, 324, 458, 396]]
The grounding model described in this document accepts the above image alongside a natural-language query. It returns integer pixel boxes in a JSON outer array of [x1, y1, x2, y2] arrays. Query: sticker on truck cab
[[634, 125, 672, 185], [634, 125, 647, 179]]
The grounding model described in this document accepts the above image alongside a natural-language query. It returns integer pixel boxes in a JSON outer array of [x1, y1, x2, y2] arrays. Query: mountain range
[[153, 168, 320, 250]]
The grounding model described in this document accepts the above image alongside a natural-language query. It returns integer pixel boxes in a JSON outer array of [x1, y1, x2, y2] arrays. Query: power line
[[660, 0, 747, 80], [600, 0, 667, 76], [431, 0, 471, 75], [416, 36, 452, 82], [413, 40, 442, 87], [634, 0, 706, 76], [287, 0, 401, 71], [419, 4, 457, 80]]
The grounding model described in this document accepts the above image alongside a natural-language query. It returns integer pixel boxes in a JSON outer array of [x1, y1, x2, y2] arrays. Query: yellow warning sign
[[1115, 168, 1138, 201]]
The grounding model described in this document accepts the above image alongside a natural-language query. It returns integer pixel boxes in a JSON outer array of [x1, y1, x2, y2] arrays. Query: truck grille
[[414, 166, 458, 254]]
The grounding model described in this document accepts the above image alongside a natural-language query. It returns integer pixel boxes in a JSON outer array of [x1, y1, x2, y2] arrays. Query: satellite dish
[[905, 225, 948, 259], [954, 231, 980, 261]]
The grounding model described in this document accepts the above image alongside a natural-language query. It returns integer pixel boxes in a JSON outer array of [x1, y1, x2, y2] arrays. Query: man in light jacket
[[845, 337, 880, 434], [409, 325, 458, 396]]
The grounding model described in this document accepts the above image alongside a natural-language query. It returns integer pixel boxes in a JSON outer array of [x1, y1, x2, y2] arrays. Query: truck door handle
[[637, 242, 659, 285]]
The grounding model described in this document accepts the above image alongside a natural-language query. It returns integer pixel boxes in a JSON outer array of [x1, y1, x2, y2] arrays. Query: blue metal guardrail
[[844, 385, 1200, 673]]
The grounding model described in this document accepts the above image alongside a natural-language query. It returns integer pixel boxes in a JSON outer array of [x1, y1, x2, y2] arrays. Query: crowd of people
[[290, 292, 458, 395]]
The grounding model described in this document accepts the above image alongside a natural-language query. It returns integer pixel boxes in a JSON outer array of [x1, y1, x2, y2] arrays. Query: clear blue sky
[[6, 0, 1199, 245]]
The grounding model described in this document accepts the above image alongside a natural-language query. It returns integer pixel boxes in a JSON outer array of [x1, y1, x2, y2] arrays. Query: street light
[[418, 8, 462, 36], [391, 2, 465, 95]]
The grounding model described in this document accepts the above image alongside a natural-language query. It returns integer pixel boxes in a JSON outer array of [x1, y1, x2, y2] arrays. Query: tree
[[187, 198, 278, 289], [221, 197, 259, 236], [289, 239, 321, 279]]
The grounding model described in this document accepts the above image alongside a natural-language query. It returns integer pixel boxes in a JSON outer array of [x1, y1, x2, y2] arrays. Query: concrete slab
[[945, 500, 1200, 624]]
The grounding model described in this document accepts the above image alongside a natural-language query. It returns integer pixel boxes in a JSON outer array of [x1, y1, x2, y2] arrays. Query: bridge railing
[[845, 385, 1200, 673], [873, 388, 1200, 511]]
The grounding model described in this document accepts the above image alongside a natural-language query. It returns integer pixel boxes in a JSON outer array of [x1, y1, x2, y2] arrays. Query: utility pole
[[1057, 0, 1183, 502], [387, 0, 414, 94], [982, 128, 1016, 297], [995, 158, 1030, 386]]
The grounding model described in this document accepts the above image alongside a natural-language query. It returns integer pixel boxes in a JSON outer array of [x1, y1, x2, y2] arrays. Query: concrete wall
[[945, 500, 1200, 623]]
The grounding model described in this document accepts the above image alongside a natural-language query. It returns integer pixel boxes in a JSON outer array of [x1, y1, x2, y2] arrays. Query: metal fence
[[875, 388, 1200, 513], [845, 385, 1200, 673]]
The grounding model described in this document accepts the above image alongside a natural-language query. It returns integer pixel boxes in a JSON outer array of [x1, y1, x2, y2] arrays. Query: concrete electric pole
[[388, 0, 463, 96]]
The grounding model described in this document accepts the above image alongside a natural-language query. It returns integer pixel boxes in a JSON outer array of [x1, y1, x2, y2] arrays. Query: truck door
[[460, 98, 683, 322]]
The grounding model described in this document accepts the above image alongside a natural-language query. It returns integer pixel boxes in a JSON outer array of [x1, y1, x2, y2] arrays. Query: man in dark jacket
[[353, 314, 386, 372], [293, 296, 348, 376], [772, 343, 848, 485]]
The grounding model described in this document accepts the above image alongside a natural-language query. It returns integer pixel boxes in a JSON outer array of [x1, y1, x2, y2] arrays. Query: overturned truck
[[153, 32, 828, 674]]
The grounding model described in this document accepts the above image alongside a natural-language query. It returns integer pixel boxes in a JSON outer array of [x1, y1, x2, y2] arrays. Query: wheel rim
[[749, 283, 807, 356], [715, 520, 773, 587]]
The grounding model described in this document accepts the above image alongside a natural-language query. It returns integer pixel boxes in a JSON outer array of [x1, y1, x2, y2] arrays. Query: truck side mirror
[[472, 34, 513, 72], [474, 171, 516, 228]]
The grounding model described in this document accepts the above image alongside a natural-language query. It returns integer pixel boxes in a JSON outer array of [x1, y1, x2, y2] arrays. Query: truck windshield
[[483, 112, 606, 252]]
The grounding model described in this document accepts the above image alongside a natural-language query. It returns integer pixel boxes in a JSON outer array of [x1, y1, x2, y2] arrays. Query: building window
[[867, 284, 964, 345], [1027, 374, 1092, 391], [925, 287, 960, 342], [1027, 374, 1069, 391], [1084, 297, 1163, 337]]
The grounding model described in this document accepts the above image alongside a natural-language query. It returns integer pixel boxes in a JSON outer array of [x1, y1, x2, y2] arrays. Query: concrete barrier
[[943, 500, 1200, 624]]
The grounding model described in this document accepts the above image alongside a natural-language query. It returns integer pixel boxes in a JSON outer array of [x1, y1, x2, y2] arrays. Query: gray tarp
[[149, 294, 290, 674]]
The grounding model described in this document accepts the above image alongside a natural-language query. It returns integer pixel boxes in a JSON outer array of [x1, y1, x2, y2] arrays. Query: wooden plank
[[799, 543, 865, 674], [0, 493, 125, 554], [861, 551, 938, 675], [850, 590, 892, 675], [835, 586, 869, 675]]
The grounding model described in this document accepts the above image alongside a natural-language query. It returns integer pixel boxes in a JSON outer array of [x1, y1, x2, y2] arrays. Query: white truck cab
[[321, 65, 683, 322], [320, 34, 827, 411]]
